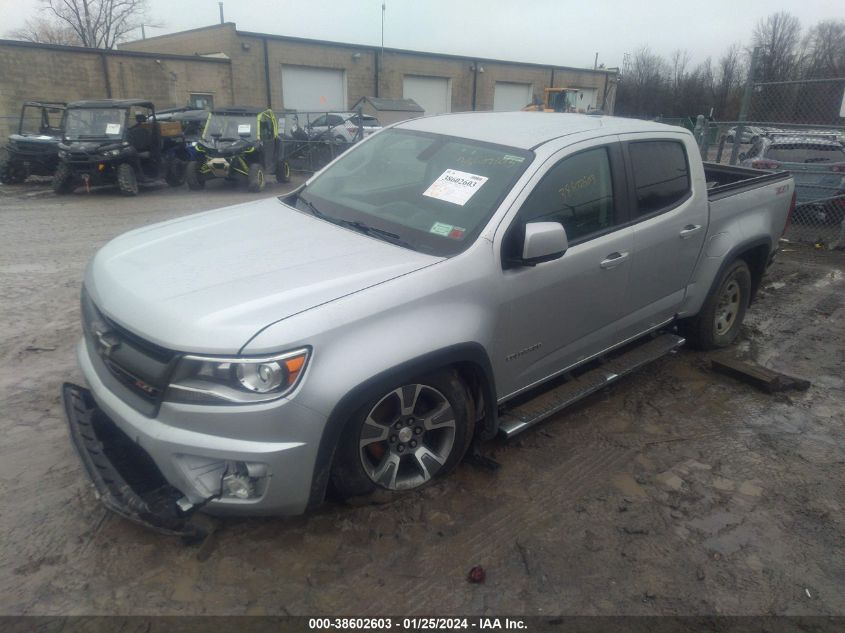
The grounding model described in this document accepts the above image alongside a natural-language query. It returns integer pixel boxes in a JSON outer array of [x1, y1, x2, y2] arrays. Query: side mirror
[[521, 221, 568, 265]]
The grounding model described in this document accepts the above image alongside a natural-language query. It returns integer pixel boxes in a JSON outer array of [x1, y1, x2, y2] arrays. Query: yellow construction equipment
[[522, 88, 580, 113]]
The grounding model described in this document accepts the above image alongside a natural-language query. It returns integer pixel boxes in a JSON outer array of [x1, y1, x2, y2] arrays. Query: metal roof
[[396, 112, 686, 150], [352, 97, 424, 112], [67, 99, 154, 109], [211, 106, 268, 115]]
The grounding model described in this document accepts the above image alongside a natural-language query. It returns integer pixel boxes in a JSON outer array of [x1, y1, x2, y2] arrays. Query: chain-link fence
[[689, 76, 845, 248], [277, 109, 380, 176]]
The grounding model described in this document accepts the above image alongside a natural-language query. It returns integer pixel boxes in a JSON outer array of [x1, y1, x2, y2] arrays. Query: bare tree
[[7, 16, 83, 46], [713, 43, 744, 118], [802, 20, 845, 78], [8, 0, 151, 49], [753, 12, 802, 81]]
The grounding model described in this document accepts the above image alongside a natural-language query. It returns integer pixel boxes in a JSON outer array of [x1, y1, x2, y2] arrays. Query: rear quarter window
[[629, 140, 691, 216]]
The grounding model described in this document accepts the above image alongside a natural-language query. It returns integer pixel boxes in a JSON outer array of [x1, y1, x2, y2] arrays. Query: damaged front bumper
[[62, 382, 207, 537]]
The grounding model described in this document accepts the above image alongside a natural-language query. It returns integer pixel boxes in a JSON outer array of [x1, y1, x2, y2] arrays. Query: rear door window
[[628, 141, 691, 216]]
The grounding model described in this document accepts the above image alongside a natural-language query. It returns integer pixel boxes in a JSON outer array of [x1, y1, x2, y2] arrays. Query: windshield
[[20, 105, 63, 137], [767, 144, 845, 164], [64, 108, 126, 141], [203, 113, 256, 141], [297, 129, 533, 256]]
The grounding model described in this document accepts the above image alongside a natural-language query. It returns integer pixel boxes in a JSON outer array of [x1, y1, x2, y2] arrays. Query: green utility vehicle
[[186, 107, 285, 192]]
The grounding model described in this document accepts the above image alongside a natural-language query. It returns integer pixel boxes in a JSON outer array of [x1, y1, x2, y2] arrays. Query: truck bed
[[704, 162, 791, 201]]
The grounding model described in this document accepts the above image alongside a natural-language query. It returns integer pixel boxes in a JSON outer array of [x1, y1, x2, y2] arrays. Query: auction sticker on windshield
[[423, 169, 489, 206], [238, 124, 251, 134], [105, 123, 121, 135]]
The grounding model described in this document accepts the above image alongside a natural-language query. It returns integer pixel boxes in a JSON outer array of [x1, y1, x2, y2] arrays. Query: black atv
[[186, 107, 285, 192], [53, 99, 189, 196], [0, 101, 66, 184]]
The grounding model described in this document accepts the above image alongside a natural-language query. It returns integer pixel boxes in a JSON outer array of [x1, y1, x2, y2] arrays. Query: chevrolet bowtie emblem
[[93, 327, 120, 358]]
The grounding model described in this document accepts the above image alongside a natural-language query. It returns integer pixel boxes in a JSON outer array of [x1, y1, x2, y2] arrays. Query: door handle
[[679, 224, 703, 239], [600, 251, 629, 269]]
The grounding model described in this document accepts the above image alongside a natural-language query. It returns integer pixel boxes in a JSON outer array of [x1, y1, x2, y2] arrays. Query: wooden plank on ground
[[710, 357, 811, 394]]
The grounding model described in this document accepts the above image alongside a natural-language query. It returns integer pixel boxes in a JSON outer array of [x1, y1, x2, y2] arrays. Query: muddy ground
[[0, 177, 843, 617]]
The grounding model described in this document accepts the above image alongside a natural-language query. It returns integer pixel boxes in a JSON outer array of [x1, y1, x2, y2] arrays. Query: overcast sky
[[1, 0, 842, 69]]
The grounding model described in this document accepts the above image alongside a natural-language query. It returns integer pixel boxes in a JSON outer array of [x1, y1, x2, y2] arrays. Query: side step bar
[[498, 333, 685, 438]]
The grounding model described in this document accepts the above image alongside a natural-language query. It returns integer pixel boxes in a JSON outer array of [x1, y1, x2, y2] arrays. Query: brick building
[[0, 22, 617, 139], [121, 23, 618, 116]]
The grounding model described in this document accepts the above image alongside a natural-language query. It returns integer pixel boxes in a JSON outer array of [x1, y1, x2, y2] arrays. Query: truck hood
[[86, 198, 441, 353]]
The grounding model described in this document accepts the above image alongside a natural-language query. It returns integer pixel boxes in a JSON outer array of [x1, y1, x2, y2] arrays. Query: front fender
[[305, 342, 496, 509]]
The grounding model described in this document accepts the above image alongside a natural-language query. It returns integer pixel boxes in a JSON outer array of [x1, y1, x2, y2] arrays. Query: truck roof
[[396, 112, 685, 150]]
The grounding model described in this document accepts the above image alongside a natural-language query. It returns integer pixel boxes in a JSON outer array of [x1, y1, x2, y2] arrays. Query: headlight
[[166, 348, 310, 405], [105, 149, 122, 157]]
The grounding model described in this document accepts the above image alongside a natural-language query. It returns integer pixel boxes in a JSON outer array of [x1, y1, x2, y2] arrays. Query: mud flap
[[62, 383, 209, 538]]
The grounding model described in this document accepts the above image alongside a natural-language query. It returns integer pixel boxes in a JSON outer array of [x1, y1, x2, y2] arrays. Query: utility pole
[[729, 46, 760, 165], [219, 2, 224, 24], [381, 2, 386, 64], [141, 24, 146, 39], [594, 52, 598, 70]]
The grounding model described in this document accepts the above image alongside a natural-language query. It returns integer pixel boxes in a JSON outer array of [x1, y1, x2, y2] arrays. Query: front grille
[[81, 289, 177, 408]]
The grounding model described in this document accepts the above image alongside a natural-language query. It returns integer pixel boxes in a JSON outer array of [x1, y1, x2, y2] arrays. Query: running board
[[498, 334, 685, 439]]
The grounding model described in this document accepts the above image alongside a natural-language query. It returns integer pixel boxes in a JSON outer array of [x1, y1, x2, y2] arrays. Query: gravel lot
[[0, 177, 843, 617]]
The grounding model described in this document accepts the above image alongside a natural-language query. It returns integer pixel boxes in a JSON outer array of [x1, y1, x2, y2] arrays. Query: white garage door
[[403, 75, 450, 116], [493, 82, 533, 111], [574, 88, 598, 112], [282, 65, 346, 111]]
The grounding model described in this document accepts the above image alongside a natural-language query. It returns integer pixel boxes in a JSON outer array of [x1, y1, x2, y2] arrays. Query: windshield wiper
[[297, 196, 411, 249], [297, 195, 329, 220], [337, 219, 411, 248]]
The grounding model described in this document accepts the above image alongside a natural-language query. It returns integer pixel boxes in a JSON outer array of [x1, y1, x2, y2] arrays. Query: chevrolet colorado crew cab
[[63, 112, 795, 535]]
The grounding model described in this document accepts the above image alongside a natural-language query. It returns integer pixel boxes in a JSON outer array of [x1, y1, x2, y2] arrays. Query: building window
[[189, 94, 214, 110]]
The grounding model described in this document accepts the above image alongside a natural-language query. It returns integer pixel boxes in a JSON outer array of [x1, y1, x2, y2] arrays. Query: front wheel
[[116, 163, 138, 196], [684, 259, 751, 350], [247, 162, 265, 192], [331, 369, 475, 500], [52, 162, 76, 194], [186, 161, 205, 190]]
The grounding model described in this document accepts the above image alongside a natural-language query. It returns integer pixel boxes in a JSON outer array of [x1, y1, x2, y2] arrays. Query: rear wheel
[[0, 159, 27, 184], [52, 162, 75, 194], [331, 369, 475, 500], [276, 159, 291, 183], [684, 259, 751, 350], [247, 162, 265, 192], [186, 161, 205, 190], [116, 163, 138, 196]]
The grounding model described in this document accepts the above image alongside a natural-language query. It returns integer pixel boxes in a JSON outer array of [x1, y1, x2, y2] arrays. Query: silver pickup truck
[[63, 112, 795, 535]]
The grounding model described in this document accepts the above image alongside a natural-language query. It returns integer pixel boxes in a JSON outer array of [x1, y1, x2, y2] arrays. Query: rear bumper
[[62, 382, 205, 537]]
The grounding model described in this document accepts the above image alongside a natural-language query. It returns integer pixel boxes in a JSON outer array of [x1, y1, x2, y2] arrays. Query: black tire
[[52, 162, 76, 194], [0, 159, 28, 184], [247, 162, 265, 192], [276, 159, 291, 183], [331, 369, 475, 501], [165, 160, 186, 187], [116, 163, 138, 196], [684, 260, 751, 350], [186, 161, 205, 190]]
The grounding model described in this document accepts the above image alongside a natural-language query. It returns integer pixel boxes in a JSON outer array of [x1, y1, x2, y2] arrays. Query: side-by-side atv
[[53, 100, 189, 196], [186, 107, 285, 192], [0, 101, 66, 184]]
